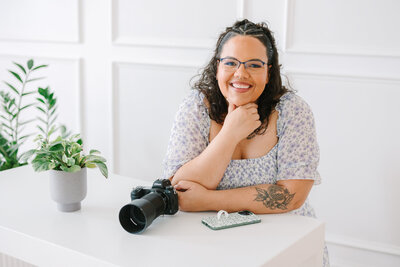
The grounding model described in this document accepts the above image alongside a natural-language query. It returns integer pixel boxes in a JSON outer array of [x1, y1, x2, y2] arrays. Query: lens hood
[[119, 193, 165, 234]]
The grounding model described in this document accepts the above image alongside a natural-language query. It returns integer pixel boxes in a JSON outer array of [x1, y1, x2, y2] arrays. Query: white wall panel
[[288, 72, 400, 246], [113, 62, 197, 180], [245, 0, 286, 51], [0, 56, 81, 152], [0, 0, 80, 43], [113, 0, 237, 48], [286, 0, 400, 56]]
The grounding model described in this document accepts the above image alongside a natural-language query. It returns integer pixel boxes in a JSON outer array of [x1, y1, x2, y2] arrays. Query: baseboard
[[326, 233, 400, 267]]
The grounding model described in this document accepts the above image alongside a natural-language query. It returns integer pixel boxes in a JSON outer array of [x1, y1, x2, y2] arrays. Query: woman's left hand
[[174, 180, 211, 212]]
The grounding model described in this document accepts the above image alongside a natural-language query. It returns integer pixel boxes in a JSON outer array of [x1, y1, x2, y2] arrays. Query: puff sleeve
[[275, 93, 321, 184], [162, 90, 209, 180]]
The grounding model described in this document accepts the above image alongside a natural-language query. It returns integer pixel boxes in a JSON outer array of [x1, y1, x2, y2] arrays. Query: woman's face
[[216, 35, 269, 107]]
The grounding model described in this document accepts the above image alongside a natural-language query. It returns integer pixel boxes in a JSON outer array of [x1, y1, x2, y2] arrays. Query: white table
[[0, 166, 324, 267]]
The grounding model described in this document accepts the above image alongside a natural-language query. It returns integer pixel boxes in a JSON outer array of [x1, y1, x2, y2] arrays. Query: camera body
[[131, 179, 178, 215]]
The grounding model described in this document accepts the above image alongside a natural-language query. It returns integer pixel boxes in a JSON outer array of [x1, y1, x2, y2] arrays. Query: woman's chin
[[228, 97, 251, 107]]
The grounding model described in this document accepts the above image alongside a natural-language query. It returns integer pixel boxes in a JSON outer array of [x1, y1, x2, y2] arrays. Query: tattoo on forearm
[[254, 185, 295, 210]]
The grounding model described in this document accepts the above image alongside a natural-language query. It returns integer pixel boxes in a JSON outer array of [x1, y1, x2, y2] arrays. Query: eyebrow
[[222, 56, 265, 62]]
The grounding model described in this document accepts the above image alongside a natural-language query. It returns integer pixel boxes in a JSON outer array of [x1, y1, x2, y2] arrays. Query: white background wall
[[0, 0, 399, 266]]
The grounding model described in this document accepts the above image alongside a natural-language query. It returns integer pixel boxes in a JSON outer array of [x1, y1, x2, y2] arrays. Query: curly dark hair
[[192, 19, 290, 139]]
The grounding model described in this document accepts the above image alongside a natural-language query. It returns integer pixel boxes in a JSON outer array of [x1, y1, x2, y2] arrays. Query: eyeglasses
[[218, 57, 268, 73]]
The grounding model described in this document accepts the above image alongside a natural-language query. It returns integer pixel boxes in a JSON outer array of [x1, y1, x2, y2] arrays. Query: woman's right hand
[[221, 99, 261, 143]]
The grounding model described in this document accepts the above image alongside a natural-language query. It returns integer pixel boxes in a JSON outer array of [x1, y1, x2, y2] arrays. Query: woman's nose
[[234, 63, 250, 78]]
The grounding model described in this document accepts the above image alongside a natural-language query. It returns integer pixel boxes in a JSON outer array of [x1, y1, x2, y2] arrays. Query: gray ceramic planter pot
[[49, 168, 87, 212]]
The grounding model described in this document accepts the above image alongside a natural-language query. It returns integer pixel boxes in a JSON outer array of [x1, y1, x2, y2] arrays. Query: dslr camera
[[119, 179, 178, 233]]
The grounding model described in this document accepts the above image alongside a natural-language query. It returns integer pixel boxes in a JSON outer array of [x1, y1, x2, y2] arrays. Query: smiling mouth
[[230, 82, 253, 92]]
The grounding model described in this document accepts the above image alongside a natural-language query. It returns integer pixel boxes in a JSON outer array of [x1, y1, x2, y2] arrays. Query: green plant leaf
[[32, 160, 51, 172], [18, 134, 32, 141], [50, 106, 57, 116], [36, 97, 45, 104], [85, 154, 106, 162], [1, 123, 13, 132], [32, 64, 48, 71], [49, 143, 64, 152], [37, 117, 46, 124], [19, 149, 36, 162], [61, 165, 81, 173], [20, 103, 35, 112], [67, 158, 75, 166], [71, 133, 80, 139], [95, 161, 108, 178], [49, 98, 56, 107], [48, 125, 57, 136], [26, 77, 45, 83], [36, 106, 46, 114], [38, 87, 47, 97], [86, 163, 96, 168], [27, 59, 34, 70], [48, 162, 56, 169], [62, 154, 68, 163], [22, 90, 36, 96], [50, 115, 58, 126], [89, 149, 101, 154], [8, 70, 23, 83], [19, 118, 36, 126], [13, 62, 26, 74], [7, 98, 16, 110], [37, 125, 45, 135], [4, 82, 19, 95]]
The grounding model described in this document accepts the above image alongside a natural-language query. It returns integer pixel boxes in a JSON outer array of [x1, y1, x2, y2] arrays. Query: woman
[[162, 19, 329, 266]]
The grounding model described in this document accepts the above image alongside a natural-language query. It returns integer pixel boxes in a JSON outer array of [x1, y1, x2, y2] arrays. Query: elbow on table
[[290, 197, 307, 211], [170, 175, 219, 190]]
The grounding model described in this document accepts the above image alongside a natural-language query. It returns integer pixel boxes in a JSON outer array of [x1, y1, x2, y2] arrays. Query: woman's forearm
[[205, 180, 313, 214], [171, 128, 238, 189]]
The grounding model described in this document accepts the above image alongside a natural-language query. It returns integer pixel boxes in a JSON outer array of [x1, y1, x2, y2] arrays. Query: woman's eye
[[248, 63, 262, 68], [224, 61, 237, 66]]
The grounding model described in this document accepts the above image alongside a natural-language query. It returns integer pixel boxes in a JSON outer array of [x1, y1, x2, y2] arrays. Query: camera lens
[[119, 192, 166, 234]]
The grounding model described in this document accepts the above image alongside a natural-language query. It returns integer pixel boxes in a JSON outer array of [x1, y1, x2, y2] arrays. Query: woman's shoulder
[[176, 89, 208, 121], [180, 89, 206, 108], [275, 92, 315, 135], [276, 91, 313, 118]]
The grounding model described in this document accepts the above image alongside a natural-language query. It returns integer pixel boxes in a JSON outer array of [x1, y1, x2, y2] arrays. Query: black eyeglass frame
[[217, 57, 270, 70]]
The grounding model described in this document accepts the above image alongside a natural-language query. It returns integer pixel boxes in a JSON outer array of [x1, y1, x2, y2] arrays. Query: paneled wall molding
[[327, 233, 400, 256], [111, 0, 214, 49], [284, 0, 400, 58], [285, 47, 400, 59], [112, 0, 244, 49], [0, 43, 84, 60], [0, 38, 81, 45], [110, 61, 198, 174], [113, 36, 214, 49], [0, 0, 81, 44], [112, 59, 201, 69], [285, 69, 400, 83]]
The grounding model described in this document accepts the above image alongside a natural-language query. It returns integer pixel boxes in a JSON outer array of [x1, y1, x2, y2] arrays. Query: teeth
[[232, 83, 251, 89]]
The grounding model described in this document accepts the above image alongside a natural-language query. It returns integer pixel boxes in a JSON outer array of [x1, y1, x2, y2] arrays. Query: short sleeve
[[275, 93, 321, 185], [162, 90, 209, 179]]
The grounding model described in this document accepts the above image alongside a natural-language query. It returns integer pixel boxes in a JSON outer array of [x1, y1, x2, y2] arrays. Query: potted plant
[[23, 87, 108, 212]]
